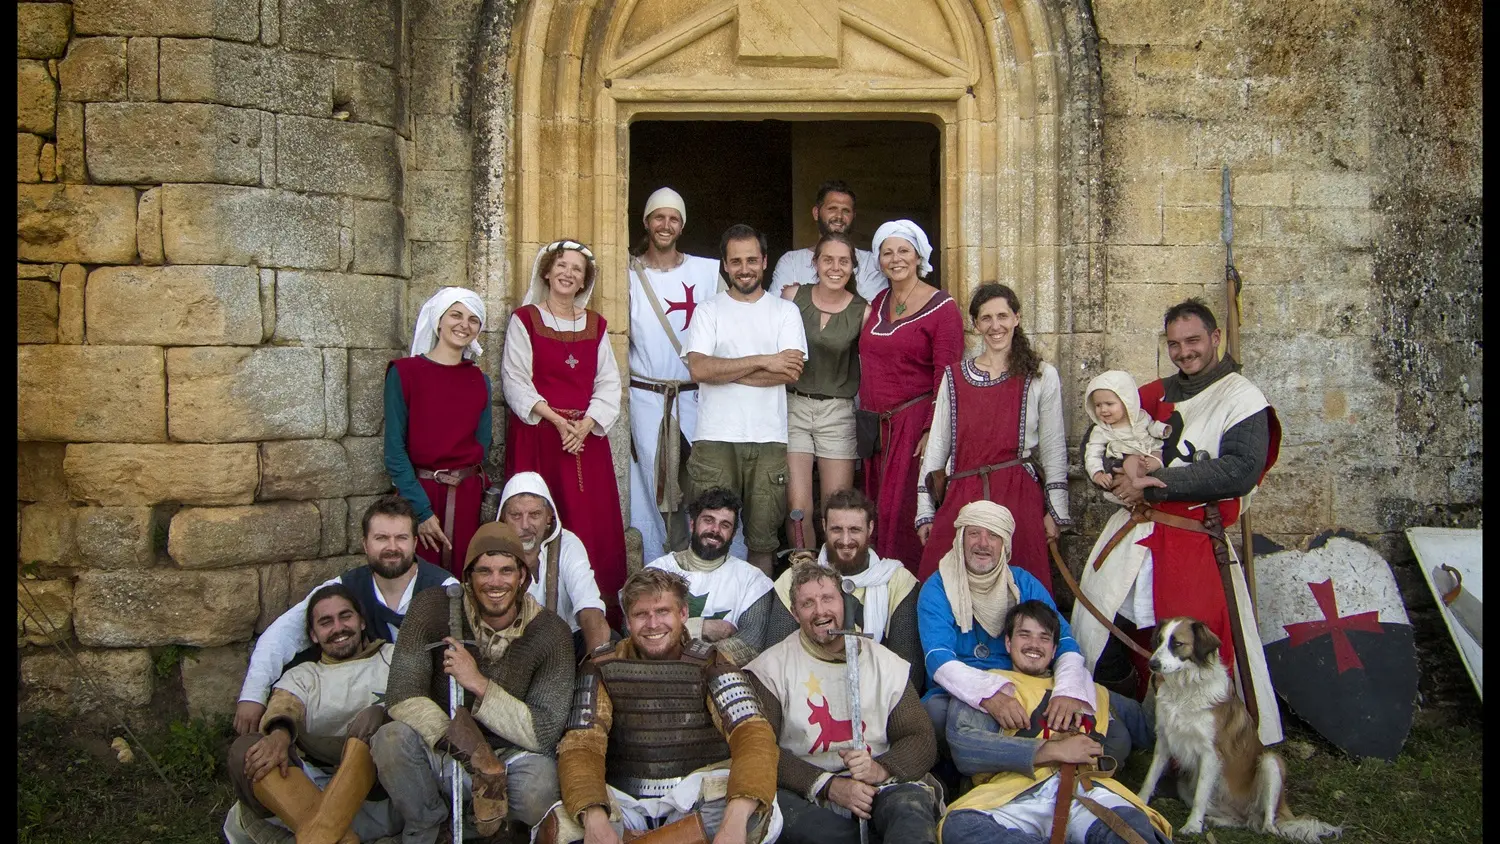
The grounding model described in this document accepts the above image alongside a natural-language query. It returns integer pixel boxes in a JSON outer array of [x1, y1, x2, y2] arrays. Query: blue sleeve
[[1013, 569, 1081, 658], [917, 574, 962, 690], [477, 373, 494, 452], [382, 366, 435, 523]]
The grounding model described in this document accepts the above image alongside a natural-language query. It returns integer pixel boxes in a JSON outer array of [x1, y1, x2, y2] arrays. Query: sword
[[445, 583, 465, 838], [1222, 164, 1256, 611], [830, 627, 872, 844], [1432, 564, 1484, 647], [1197, 460, 1260, 729]]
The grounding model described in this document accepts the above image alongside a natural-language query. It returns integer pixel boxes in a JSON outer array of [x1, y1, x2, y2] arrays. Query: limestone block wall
[[16, 0, 414, 720]]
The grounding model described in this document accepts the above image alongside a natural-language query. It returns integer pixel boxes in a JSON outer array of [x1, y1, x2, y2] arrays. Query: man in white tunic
[[497, 471, 611, 654], [1071, 298, 1282, 747], [775, 488, 924, 691], [683, 224, 809, 576], [225, 584, 400, 844], [629, 187, 725, 562], [745, 562, 939, 844], [769, 180, 888, 302], [645, 486, 778, 658]]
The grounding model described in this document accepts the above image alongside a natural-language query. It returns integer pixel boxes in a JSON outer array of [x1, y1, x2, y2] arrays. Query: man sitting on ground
[[645, 486, 778, 659], [939, 601, 1170, 844], [776, 488, 923, 691], [499, 471, 612, 655], [225, 584, 399, 844], [371, 521, 575, 841], [747, 562, 939, 844], [234, 495, 456, 737], [539, 568, 782, 843]]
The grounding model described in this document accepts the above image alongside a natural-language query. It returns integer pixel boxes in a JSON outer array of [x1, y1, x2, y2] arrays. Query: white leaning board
[[1406, 527, 1482, 700]]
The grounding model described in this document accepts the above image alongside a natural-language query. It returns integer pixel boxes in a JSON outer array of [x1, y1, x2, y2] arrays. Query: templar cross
[[1283, 578, 1383, 674], [564, 353, 580, 369], [665, 283, 698, 329]]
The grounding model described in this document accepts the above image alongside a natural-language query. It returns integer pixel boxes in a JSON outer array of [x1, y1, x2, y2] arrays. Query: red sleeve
[[1138, 378, 1168, 422], [929, 297, 966, 396]]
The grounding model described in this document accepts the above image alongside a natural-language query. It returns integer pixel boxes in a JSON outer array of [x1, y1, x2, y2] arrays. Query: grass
[[18, 712, 236, 844], [16, 708, 1481, 843], [1114, 717, 1483, 844]]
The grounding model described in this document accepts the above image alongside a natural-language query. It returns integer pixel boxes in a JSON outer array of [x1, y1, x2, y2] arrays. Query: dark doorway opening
[[628, 119, 942, 285]]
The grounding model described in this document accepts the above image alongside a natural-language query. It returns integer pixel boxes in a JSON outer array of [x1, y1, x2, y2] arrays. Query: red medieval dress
[[858, 288, 965, 575], [916, 362, 1050, 588], [385, 356, 491, 577], [503, 305, 628, 626]]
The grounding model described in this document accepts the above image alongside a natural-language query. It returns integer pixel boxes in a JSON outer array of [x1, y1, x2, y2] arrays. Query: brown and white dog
[[1136, 617, 1340, 842]]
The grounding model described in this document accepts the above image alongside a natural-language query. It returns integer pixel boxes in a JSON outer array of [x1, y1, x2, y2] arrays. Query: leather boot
[[440, 707, 508, 835], [251, 765, 324, 833], [298, 737, 376, 844]]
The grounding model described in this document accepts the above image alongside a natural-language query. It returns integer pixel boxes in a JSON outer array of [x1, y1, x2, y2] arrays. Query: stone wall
[[18, 0, 1481, 718]]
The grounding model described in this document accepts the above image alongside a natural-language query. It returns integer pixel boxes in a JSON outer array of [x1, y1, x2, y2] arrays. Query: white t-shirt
[[770, 246, 888, 303], [681, 291, 808, 444]]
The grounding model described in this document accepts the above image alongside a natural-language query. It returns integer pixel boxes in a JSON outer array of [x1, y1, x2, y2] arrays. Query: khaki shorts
[[786, 393, 858, 460], [686, 440, 789, 554]]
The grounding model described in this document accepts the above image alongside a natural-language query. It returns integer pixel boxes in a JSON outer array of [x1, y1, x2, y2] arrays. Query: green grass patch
[[1116, 718, 1483, 843], [18, 713, 236, 844]]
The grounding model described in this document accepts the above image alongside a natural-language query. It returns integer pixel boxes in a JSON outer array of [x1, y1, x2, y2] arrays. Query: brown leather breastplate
[[598, 655, 731, 792]]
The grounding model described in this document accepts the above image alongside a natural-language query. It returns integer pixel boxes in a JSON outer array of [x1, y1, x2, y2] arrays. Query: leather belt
[[416, 464, 482, 570], [875, 391, 934, 474], [630, 378, 698, 394], [1091, 506, 1221, 571], [947, 456, 1026, 501], [789, 389, 844, 401]]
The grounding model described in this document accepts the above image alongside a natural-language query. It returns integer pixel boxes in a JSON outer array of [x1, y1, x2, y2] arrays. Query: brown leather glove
[[346, 704, 387, 744], [438, 707, 505, 776]]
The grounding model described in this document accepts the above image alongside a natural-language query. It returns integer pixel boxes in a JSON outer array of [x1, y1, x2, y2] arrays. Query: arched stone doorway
[[474, 0, 1103, 528]]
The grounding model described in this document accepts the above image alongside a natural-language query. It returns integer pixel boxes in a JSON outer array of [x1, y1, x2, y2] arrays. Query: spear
[[1222, 165, 1255, 611]]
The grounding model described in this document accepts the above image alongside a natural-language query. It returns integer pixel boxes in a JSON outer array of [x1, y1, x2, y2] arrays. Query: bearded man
[[774, 488, 923, 691], [539, 568, 783, 844], [916, 502, 1101, 771], [629, 187, 726, 562], [371, 521, 574, 841], [498, 471, 612, 655], [768, 180, 887, 301], [1071, 298, 1281, 746], [235, 495, 457, 736], [225, 584, 400, 844], [746, 562, 939, 844], [645, 486, 778, 657]]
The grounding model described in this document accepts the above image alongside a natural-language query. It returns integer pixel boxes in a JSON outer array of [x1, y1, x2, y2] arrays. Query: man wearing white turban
[[384, 286, 493, 574], [916, 501, 1125, 784], [627, 187, 729, 562]]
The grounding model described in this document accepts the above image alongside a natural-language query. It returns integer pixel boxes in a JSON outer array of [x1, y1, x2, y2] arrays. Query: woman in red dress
[[914, 282, 1071, 586], [501, 239, 627, 625], [384, 287, 492, 575], [858, 220, 965, 575]]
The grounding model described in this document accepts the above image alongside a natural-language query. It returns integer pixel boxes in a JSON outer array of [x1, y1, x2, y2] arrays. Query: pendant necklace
[[891, 284, 917, 318], [545, 300, 583, 369]]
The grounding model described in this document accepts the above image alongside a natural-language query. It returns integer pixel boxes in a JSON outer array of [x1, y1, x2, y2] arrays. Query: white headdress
[[524, 239, 598, 310], [938, 500, 1021, 637], [643, 187, 687, 226], [410, 287, 486, 360], [1084, 370, 1153, 436], [871, 219, 935, 279]]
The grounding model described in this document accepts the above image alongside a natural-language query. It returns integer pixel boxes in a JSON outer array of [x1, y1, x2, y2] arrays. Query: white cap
[[643, 187, 687, 227]]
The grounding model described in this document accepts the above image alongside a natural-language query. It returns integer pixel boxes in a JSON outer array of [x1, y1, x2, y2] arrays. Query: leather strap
[[630, 257, 685, 357], [790, 389, 841, 401], [630, 377, 699, 394], [1091, 510, 1149, 571], [544, 536, 560, 614], [1049, 539, 1153, 662], [1050, 763, 1075, 844], [417, 464, 480, 570], [1090, 506, 1221, 572], [1075, 794, 1152, 844], [875, 390, 934, 474]]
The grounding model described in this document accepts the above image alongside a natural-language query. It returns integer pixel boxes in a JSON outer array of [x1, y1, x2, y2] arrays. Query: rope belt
[[629, 376, 696, 511], [416, 464, 482, 570]]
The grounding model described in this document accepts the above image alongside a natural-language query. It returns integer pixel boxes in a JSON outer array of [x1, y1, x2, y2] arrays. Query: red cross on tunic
[[1283, 578, 1384, 674], [664, 283, 698, 329]]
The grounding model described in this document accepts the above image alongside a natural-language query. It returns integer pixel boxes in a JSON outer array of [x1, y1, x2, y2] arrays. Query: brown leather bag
[[925, 468, 949, 509], [622, 813, 710, 844]]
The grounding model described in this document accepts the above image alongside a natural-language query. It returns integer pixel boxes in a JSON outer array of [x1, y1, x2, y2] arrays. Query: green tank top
[[791, 284, 865, 398]]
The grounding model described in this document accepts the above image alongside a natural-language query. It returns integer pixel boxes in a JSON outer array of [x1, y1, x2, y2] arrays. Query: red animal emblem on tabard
[[805, 696, 866, 754]]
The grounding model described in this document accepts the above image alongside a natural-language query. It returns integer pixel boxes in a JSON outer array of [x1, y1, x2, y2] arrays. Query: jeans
[[940, 805, 1164, 844], [778, 782, 938, 844], [370, 720, 559, 843], [928, 691, 1155, 778]]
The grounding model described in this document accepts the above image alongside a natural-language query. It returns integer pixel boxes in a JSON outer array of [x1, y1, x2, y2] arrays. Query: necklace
[[891, 283, 918, 318], [543, 300, 584, 369]]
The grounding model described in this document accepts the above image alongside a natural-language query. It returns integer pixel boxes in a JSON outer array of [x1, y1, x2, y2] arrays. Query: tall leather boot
[[440, 707, 508, 836], [298, 737, 376, 844], [251, 765, 324, 833]]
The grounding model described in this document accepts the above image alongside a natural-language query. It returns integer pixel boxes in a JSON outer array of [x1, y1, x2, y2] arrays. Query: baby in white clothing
[[1083, 370, 1170, 491]]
